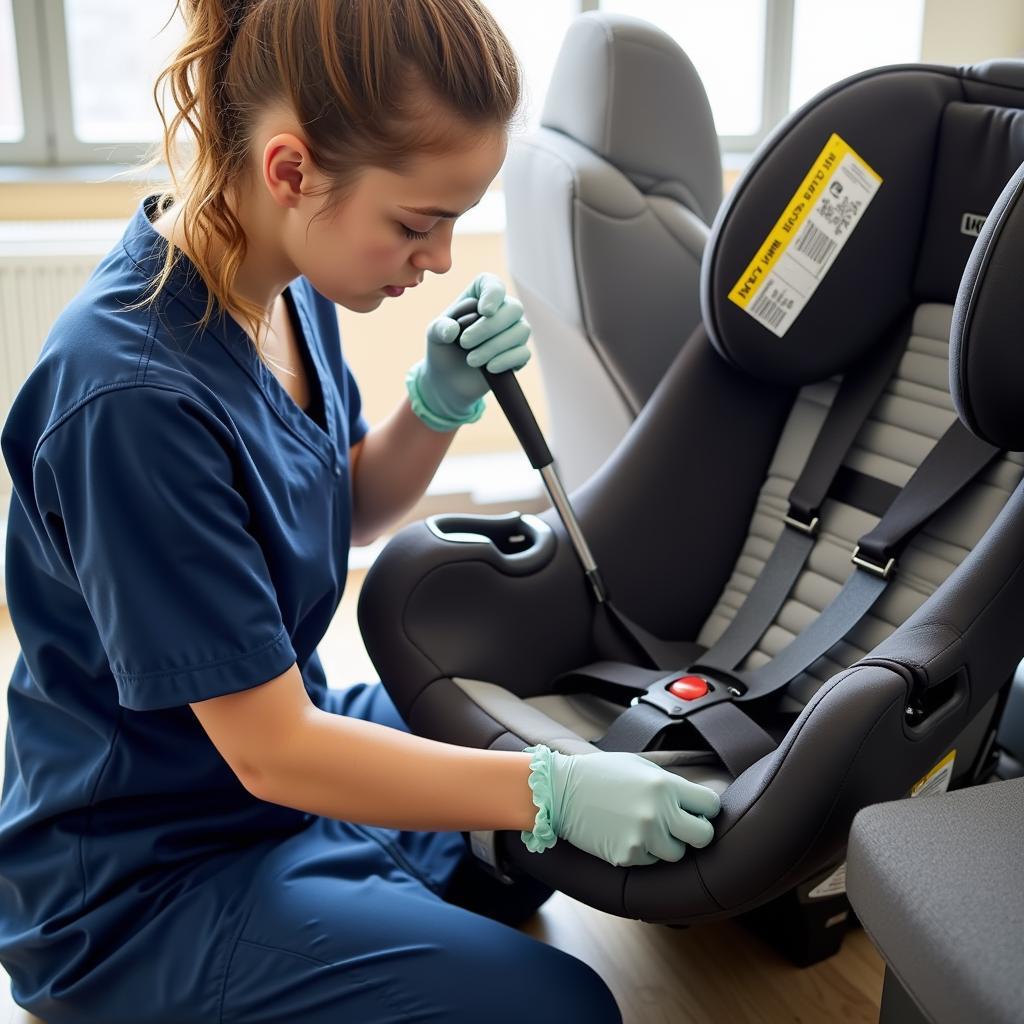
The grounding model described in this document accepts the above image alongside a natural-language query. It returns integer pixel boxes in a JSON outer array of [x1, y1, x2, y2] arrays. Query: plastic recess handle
[[449, 296, 553, 469]]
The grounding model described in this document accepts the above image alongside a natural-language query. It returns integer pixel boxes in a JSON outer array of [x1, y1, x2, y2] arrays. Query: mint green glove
[[521, 743, 720, 867], [406, 272, 532, 432]]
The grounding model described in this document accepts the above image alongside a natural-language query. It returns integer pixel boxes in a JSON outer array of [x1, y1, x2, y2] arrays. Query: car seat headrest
[[539, 11, 722, 224], [701, 62, 1024, 387], [950, 159, 1024, 451]]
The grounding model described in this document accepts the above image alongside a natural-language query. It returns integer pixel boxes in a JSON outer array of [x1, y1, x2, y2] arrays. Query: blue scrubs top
[[0, 193, 370, 977]]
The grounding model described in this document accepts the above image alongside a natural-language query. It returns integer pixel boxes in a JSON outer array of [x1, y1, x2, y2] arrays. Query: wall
[[921, 0, 1024, 63]]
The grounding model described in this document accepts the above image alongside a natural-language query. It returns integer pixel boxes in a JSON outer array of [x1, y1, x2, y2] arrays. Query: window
[[483, 0, 579, 133], [789, 0, 925, 112], [1, 0, 927, 168], [0, 0, 23, 142], [64, 0, 183, 144]]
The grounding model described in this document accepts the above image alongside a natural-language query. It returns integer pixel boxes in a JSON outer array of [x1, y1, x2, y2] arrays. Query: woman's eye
[[401, 224, 433, 241]]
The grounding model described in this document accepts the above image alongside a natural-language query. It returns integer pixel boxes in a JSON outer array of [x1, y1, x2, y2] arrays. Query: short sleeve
[[342, 358, 370, 446], [32, 385, 297, 711]]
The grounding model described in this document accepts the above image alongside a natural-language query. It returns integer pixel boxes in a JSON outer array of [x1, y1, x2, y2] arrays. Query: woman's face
[[277, 125, 508, 313]]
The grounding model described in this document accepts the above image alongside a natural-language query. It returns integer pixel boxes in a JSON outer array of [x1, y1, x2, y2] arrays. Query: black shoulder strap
[[694, 320, 911, 675], [730, 418, 1001, 701]]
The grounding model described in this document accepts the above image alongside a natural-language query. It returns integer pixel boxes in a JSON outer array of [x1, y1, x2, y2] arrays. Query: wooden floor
[[0, 570, 885, 1024]]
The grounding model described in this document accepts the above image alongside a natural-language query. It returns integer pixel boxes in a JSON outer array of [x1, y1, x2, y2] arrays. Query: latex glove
[[406, 272, 531, 431], [521, 744, 720, 868]]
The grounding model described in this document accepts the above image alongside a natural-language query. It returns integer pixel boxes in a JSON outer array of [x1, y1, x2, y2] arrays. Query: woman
[[0, 2, 720, 1021]]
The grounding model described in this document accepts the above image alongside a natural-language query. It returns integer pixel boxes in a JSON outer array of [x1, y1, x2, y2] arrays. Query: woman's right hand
[[522, 745, 721, 868]]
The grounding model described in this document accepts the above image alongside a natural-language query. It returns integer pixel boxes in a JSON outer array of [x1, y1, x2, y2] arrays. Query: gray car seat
[[358, 58, 1024, 962], [503, 12, 721, 492]]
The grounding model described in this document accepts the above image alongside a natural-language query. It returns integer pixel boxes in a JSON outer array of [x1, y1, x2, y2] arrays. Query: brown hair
[[131, 0, 522, 356]]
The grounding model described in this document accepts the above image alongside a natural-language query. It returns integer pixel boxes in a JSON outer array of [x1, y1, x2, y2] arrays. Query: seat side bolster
[[870, 475, 1024, 702]]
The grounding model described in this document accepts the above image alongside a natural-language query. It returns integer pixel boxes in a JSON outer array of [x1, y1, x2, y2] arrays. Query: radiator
[[0, 220, 123, 605]]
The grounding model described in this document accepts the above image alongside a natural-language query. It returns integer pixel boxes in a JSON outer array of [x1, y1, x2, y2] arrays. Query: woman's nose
[[413, 236, 453, 276]]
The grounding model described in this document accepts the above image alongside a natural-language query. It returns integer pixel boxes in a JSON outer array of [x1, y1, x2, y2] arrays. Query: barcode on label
[[794, 221, 837, 266], [750, 290, 788, 329]]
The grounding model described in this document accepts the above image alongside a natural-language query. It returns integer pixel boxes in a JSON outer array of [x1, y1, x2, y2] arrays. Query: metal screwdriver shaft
[[449, 296, 609, 604]]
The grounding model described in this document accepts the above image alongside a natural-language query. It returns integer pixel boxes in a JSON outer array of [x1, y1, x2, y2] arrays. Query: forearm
[[253, 705, 539, 833], [351, 395, 458, 545]]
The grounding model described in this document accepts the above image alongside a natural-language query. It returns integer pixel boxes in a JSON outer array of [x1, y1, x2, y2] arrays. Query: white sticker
[[910, 750, 956, 798], [728, 133, 883, 338], [808, 862, 847, 899]]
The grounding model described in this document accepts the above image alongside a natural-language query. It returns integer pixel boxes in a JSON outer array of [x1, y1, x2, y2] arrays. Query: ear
[[263, 132, 317, 209]]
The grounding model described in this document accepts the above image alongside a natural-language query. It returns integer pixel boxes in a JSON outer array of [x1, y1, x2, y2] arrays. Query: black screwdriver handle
[[448, 296, 553, 470]]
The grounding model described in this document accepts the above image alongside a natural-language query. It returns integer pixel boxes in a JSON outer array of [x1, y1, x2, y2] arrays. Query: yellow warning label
[[911, 749, 956, 798], [728, 133, 883, 336]]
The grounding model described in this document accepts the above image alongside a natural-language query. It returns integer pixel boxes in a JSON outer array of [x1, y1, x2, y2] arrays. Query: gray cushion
[[847, 779, 1024, 1024]]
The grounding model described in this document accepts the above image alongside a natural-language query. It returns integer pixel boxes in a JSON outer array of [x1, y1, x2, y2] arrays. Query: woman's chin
[[336, 291, 386, 313]]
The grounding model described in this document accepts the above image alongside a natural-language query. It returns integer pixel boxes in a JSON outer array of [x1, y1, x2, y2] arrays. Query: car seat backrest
[[503, 12, 721, 490], [693, 61, 1024, 709]]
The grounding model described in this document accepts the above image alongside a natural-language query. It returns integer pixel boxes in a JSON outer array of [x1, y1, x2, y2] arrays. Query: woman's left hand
[[408, 273, 532, 428]]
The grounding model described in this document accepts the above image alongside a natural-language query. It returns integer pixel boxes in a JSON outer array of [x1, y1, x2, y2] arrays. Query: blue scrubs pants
[[26, 682, 623, 1024]]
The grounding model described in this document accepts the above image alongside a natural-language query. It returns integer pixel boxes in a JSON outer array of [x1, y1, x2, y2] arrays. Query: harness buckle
[[851, 544, 896, 580], [634, 667, 745, 719], [784, 509, 820, 535]]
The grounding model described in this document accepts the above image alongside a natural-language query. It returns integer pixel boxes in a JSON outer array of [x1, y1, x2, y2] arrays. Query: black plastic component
[[902, 667, 969, 736], [449, 296, 554, 469], [425, 511, 556, 576], [636, 673, 734, 720], [739, 862, 852, 967]]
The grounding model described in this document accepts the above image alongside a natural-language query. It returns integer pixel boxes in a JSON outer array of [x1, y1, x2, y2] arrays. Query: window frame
[[3, 0, 50, 162], [1, 0, 799, 170]]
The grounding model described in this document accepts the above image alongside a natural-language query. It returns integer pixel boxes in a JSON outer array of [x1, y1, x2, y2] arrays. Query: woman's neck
[[149, 188, 298, 326]]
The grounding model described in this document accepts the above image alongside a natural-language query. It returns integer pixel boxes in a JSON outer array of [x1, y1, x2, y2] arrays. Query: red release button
[[667, 675, 710, 701]]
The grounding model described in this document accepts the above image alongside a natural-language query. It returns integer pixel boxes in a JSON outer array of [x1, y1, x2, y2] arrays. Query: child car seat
[[502, 12, 722, 492], [357, 57, 1024, 953]]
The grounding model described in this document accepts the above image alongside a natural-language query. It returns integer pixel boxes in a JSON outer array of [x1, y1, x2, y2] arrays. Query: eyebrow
[[399, 198, 482, 219]]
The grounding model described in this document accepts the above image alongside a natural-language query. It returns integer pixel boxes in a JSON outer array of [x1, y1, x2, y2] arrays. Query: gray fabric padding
[[695, 303, 1024, 709], [646, 196, 708, 259], [540, 11, 722, 225], [847, 778, 1024, 1024], [451, 676, 733, 796]]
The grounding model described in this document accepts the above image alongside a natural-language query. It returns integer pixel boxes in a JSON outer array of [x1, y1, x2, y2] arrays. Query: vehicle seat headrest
[[539, 11, 722, 224], [701, 62, 1024, 387], [951, 159, 1024, 451]]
